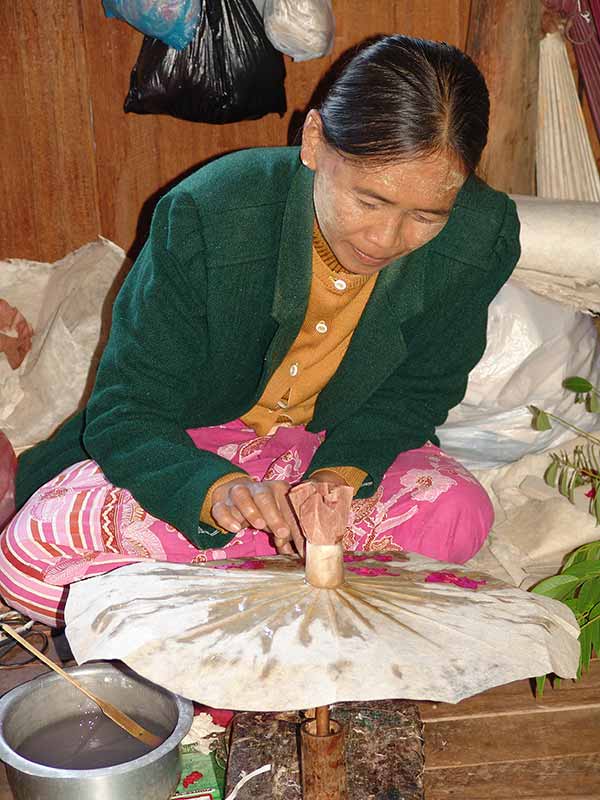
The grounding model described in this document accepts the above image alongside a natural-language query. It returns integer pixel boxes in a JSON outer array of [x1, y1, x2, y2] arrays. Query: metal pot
[[0, 660, 194, 800]]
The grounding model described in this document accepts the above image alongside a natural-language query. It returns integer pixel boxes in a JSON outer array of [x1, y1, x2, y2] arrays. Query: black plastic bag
[[124, 0, 287, 123]]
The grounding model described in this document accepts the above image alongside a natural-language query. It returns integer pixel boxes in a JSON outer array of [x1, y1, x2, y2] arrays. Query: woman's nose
[[364, 215, 404, 253]]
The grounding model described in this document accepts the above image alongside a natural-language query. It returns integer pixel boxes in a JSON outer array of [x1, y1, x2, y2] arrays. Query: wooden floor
[[1, 626, 599, 800], [418, 659, 600, 799]]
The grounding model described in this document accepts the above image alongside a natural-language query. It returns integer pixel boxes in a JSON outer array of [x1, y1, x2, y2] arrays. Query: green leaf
[[588, 601, 600, 657], [564, 597, 584, 619], [558, 468, 574, 501], [531, 573, 580, 599], [544, 460, 560, 488], [563, 376, 594, 393], [535, 674, 547, 696], [563, 540, 600, 570], [529, 406, 552, 431], [578, 578, 600, 608], [563, 560, 600, 579], [580, 622, 592, 675], [588, 444, 600, 474], [587, 392, 600, 413], [594, 489, 600, 525]]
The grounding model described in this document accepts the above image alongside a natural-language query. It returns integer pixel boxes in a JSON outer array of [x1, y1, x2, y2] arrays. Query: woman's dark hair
[[318, 35, 490, 173]]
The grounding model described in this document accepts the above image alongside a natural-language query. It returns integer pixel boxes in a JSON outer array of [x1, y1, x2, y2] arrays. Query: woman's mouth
[[351, 246, 391, 267]]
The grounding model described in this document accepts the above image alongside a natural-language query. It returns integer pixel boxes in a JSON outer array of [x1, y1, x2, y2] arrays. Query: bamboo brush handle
[[1, 624, 163, 749]]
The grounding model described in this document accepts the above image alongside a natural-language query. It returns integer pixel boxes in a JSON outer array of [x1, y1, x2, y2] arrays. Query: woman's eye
[[412, 212, 444, 225], [357, 198, 378, 209]]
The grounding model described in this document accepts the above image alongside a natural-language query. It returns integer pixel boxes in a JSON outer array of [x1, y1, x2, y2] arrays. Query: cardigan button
[[333, 278, 347, 291], [315, 320, 328, 334], [290, 363, 299, 377]]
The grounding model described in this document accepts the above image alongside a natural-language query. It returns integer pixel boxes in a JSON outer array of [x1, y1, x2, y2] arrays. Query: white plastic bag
[[263, 0, 334, 61], [437, 281, 600, 469], [0, 239, 127, 454]]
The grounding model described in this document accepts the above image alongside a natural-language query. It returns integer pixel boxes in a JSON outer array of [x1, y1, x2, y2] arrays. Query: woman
[[0, 35, 520, 626]]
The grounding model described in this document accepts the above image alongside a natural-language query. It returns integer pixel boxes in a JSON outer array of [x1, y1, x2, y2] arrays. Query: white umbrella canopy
[[64, 552, 580, 710]]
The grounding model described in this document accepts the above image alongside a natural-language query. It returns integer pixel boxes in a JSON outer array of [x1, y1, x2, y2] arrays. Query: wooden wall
[[3, 1, 598, 264], [0, 0, 471, 262]]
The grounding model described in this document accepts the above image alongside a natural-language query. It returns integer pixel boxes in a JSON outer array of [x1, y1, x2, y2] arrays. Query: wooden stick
[[315, 705, 330, 736], [1, 624, 163, 749]]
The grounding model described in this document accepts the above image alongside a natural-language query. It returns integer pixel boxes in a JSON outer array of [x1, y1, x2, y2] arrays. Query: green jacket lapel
[[312, 251, 425, 426], [261, 163, 315, 386]]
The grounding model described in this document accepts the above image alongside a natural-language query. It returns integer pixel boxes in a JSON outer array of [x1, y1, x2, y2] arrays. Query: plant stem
[[545, 412, 600, 447], [579, 613, 600, 631], [554, 458, 596, 480]]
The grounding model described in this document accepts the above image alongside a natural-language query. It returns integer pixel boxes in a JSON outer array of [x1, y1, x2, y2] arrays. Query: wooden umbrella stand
[[300, 705, 348, 800], [300, 544, 348, 799]]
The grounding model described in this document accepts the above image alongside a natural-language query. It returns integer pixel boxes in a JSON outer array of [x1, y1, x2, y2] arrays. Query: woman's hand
[[211, 477, 304, 555]]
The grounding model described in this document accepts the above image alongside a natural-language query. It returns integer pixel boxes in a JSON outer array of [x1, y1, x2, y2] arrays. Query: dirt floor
[[1, 617, 599, 800]]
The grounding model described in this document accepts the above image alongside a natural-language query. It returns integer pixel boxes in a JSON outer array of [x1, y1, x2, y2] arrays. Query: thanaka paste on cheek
[[310, 145, 466, 273]]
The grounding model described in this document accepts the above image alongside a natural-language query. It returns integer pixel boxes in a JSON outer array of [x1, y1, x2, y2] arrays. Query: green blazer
[[16, 147, 521, 548]]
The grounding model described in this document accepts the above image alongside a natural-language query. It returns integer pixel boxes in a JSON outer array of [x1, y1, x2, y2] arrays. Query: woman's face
[[300, 111, 468, 275]]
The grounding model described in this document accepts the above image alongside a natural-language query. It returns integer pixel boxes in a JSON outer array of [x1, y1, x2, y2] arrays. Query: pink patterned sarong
[[0, 421, 493, 626]]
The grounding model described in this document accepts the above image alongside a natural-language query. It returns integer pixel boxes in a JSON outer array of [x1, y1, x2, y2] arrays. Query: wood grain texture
[[466, 0, 541, 194], [424, 754, 600, 799], [420, 662, 600, 722], [420, 659, 600, 799], [226, 701, 425, 799], [2, 0, 470, 262], [0, 2, 100, 262]]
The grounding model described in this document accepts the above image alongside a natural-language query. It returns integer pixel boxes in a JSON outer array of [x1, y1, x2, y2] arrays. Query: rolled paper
[[305, 542, 345, 589], [289, 483, 353, 545]]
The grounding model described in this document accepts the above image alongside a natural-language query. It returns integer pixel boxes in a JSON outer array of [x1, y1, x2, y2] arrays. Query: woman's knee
[[418, 479, 494, 563]]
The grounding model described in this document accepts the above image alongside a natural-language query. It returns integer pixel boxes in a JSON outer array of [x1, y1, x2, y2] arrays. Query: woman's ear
[[300, 109, 324, 170]]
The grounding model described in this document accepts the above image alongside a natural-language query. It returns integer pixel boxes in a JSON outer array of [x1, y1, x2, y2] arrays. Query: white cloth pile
[[0, 238, 128, 455]]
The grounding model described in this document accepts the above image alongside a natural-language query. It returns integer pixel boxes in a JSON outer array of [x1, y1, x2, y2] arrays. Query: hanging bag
[[103, 0, 202, 51], [263, 0, 334, 61], [124, 0, 287, 123]]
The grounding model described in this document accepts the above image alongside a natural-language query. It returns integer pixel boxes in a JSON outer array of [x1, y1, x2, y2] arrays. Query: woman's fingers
[[228, 484, 267, 530], [211, 500, 245, 533], [274, 537, 295, 555], [252, 488, 291, 540], [210, 478, 305, 556], [211, 478, 291, 540], [271, 483, 305, 557]]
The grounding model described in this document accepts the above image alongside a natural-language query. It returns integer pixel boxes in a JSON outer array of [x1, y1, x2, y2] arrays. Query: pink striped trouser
[[0, 420, 493, 627]]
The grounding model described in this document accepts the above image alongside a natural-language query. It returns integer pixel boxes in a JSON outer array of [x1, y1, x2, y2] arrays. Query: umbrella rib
[[342, 586, 455, 648], [175, 584, 310, 641]]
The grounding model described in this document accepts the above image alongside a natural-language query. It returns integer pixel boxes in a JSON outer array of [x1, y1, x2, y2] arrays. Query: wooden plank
[[0, 2, 100, 262], [424, 753, 600, 799], [466, 0, 541, 194], [420, 659, 600, 722], [424, 706, 600, 767], [2, 0, 473, 261], [79, 0, 471, 258]]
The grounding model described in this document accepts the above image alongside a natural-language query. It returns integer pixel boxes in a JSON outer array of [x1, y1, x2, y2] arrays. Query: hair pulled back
[[318, 35, 490, 173]]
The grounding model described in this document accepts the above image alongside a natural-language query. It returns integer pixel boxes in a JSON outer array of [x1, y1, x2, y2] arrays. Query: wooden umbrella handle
[[315, 705, 330, 736]]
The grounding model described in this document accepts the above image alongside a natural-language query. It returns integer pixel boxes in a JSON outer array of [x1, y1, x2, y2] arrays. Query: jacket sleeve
[[304, 221, 521, 495], [83, 190, 246, 545]]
